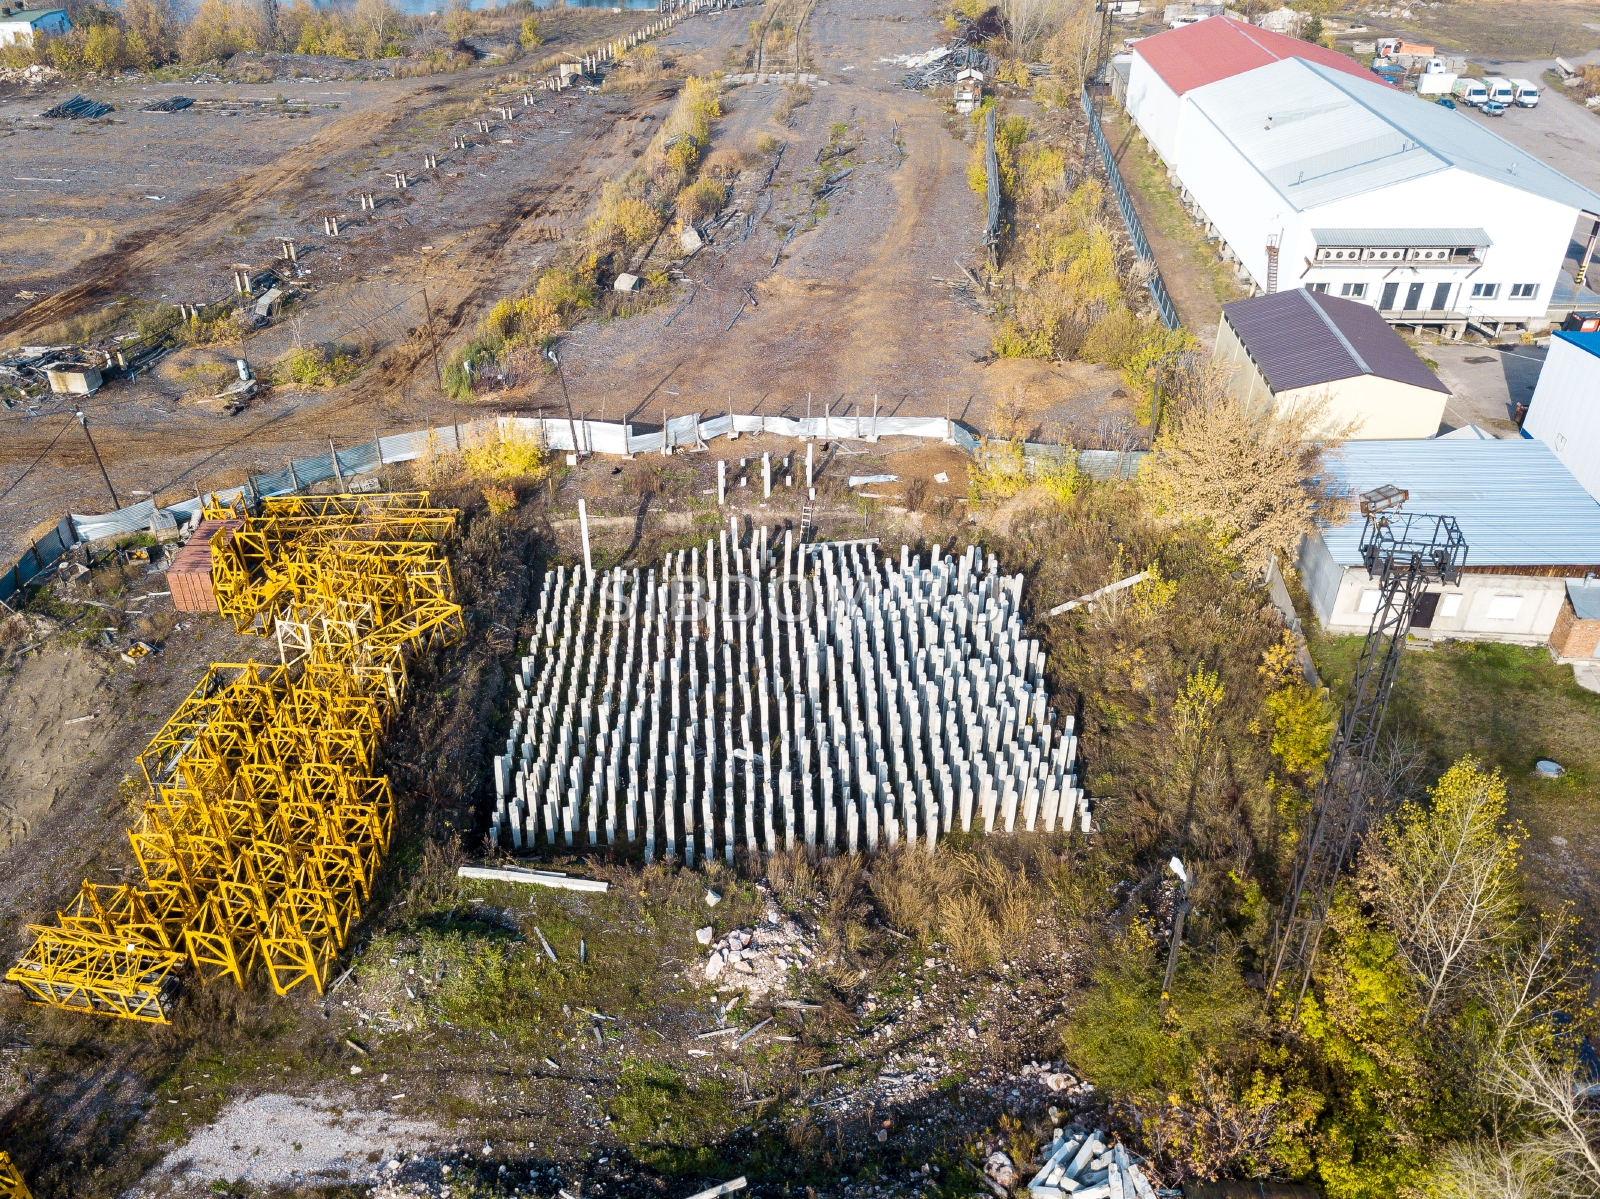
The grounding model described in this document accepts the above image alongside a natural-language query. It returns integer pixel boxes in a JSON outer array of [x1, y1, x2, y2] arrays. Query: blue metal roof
[[1320, 438, 1600, 568], [1554, 330, 1600, 361]]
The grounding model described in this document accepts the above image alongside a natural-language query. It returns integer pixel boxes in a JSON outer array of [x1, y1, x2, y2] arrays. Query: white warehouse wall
[[1524, 336, 1600, 502], [1124, 54, 1185, 166], [1285, 171, 1579, 322], [1173, 101, 1581, 321]]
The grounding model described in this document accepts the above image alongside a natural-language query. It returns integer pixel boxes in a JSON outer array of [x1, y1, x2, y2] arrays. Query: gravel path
[[128, 1090, 441, 1195]]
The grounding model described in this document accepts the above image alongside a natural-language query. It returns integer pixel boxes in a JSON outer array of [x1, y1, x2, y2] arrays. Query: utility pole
[[547, 347, 582, 460], [1159, 856, 1190, 1018], [422, 289, 444, 391], [75, 409, 120, 511]]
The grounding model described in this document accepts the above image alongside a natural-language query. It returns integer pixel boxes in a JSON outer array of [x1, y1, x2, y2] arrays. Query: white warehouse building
[[1121, 22, 1600, 333], [1523, 329, 1600, 502]]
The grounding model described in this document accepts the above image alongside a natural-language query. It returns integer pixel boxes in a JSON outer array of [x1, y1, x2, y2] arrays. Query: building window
[[1357, 589, 1381, 614], [1340, 282, 1367, 298], [1471, 283, 1500, 299], [1510, 283, 1539, 299], [1308, 283, 1329, 293], [1485, 595, 1523, 620], [1439, 594, 1463, 618]]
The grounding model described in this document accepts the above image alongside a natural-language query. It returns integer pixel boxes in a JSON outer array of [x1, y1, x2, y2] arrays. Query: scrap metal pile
[[141, 96, 194, 112], [889, 36, 991, 89], [0, 345, 103, 400], [5, 493, 463, 1023], [42, 94, 113, 118]]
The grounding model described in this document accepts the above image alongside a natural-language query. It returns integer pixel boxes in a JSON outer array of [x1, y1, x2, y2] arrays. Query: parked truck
[[1509, 78, 1540, 107], [1481, 75, 1515, 105], [1417, 57, 1455, 96], [1451, 77, 1488, 106]]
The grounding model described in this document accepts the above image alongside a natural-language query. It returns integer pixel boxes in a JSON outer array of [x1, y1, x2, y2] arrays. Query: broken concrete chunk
[[696, 926, 714, 945], [704, 889, 722, 907], [680, 226, 704, 254], [614, 272, 641, 292]]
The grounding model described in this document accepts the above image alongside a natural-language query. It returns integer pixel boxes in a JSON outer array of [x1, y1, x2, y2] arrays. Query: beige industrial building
[[1216, 287, 1451, 438]]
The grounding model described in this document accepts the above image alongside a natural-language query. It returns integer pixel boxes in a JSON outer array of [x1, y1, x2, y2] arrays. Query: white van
[[1482, 75, 1515, 105], [1451, 77, 1488, 106], [1510, 78, 1540, 107]]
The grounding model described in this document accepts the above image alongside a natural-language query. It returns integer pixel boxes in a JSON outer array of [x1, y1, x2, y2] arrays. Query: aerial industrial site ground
[[3, 0, 1600, 1196]]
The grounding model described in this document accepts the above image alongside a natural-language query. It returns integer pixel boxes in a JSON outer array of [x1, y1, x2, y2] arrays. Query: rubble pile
[[1019, 1059, 1096, 1099], [702, 907, 816, 997], [0, 64, 62, 87]]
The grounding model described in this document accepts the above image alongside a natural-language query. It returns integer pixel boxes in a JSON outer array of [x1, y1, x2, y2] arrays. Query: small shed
[[1523, 330, 1600, 503], [0, 6, 69, 47], [1216, 287, 1450, 438], [165, 518, 243, 613], [1296, 439, 1600, 647], [1550, 577, 1600, 659]]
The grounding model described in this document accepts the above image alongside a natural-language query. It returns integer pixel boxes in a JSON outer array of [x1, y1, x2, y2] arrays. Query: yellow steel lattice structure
[[0, 1151, 33, 1199], [7, 493, 459, 1022]]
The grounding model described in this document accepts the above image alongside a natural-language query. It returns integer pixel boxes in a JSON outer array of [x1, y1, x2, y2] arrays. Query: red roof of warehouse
[[1134, 16, 1379, 95]]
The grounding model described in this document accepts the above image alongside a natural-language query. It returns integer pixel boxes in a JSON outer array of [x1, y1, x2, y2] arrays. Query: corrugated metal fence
[[1081, 87, 1181, 332], [1, 413, 967, 606]]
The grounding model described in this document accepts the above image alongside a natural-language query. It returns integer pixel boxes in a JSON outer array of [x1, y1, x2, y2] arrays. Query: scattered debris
[[142, 96, 195, 113], [457, 864, 609, 892], [700, 910, 816, 997], [42, 94, 114, 119], [848, 474, 898, 487]]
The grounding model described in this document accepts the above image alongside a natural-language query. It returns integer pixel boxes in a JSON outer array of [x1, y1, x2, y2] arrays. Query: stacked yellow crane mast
[[6, 493, 463, 1023], [0, 1151, 32, 1199]]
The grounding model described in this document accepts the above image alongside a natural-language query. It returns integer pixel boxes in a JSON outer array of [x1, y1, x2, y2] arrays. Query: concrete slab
[[1429, 342, 1546, 436]]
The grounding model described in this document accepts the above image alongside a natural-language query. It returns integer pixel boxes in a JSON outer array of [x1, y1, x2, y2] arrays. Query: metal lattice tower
[[6, 493, 463, 1023], [1267, 487, 1466, 1011], [0, 1152, 32, 1199]]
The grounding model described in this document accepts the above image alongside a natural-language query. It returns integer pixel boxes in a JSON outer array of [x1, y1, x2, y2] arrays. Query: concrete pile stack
[[1029, 1129, 1158, 1199], [491, 523, 1084, 862]]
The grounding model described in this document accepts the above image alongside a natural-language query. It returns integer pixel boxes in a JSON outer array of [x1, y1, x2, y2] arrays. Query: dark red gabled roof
[[1223, 288, 1450, 395], [1133, 16, 1379, 95]]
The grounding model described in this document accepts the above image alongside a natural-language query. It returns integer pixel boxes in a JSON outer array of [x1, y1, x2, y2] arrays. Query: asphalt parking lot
[[1428, 341, 1546, 436]]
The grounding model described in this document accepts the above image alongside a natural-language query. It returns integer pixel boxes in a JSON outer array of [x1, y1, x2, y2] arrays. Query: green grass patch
[[606, 1059, 739, 1175], [1310, 635, 1600, 923]]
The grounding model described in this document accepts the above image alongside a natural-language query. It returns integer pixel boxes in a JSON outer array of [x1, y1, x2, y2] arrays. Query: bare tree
[[353, 0, 399, 59], [1430, 1140, 1549, 1199], [999, 0, 1069, 61], [1140, 361, 1351, 573], [1357, 758, 1521, 1020], [1491, 1047, 1600, 1198]]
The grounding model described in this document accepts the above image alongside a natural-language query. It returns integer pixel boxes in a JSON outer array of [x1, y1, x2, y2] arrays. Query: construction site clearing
[[0, 0, 1186, 1192]]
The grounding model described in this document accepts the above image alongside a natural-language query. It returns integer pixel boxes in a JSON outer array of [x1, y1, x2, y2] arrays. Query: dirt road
[[0, 0, 1113, 561]]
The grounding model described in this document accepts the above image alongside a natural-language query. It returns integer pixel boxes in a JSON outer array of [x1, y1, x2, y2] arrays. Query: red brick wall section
[[1549, 599, 1600, 659]]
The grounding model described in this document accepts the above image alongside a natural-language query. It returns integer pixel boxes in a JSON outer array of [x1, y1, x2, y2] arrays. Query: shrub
[[462, 426, 547, 481], [755, 131, 779, 154], [482, 484, 516, 516], [519, 15, 541, 48], [272, 343, 362, 387], [677, 175, 726, 223]]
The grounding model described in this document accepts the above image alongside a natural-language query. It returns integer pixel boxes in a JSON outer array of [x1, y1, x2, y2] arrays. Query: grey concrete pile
[[1029, 1129, 1158, 1199], [491, 523, 1084, 862]]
